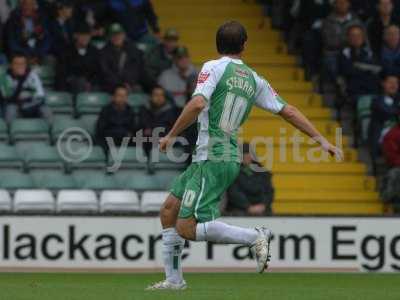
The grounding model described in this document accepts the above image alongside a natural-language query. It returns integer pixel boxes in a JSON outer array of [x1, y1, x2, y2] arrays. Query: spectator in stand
[[367, 0, 399, 57], [320, 0, 362, 80], [381, 25, 400, 75], [100, 23, 151, 93], [158, 46, 198, 109], [369, 73, 400, 157], [383, 122, 400, 167], [95, 85, 139, 152], [0, 53, 51, 122], [48, 0, 75, 57], [56, 23, 100, 93], [226, 143, 274, 216], [338, 25, 381, 100], [107, 0, 160, 48], [6, 0, 51, 64], [141, 86, 177, 153], [351, 0, 376, 21], [145, 28, 179, 85]]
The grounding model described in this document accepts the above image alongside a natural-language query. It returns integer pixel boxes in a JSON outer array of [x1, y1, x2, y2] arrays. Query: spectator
[[158, 46, 197, 108], [367, 0, 399, 57], [351, 0, 376, 21], [320, 0, 362, 80], [383, 122, 400, 167], [107, 0, 160, 48], [100, 23, 151, 93], [369, 74, 400, 157], [48, 0, 75, 57], [95, 85, 139, 152], [145, 28, 179, 84], [6, 0, 51, 64], [226, 143, 274, 216], [0, 53, 51, 122], [381, 25, 400, 75], [338, 25, 381, 100], [56, 23, 100, 93]]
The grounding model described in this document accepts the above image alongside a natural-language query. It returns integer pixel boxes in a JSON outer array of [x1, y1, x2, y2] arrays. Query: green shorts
[[170, 161, 240, 223]]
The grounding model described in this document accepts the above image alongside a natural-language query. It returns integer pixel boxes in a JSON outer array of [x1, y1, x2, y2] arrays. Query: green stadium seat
[[357, 95, 375, 144], [149, 147, 187, 169], [72, 171, 118, 190], [128, 93, 149, 107], [51, 116, 87, 141], [114, 169, 171, 190], [76, 92, 110, 115], [45, 91, 73, 114], [33, 65, 55, 87], [66, 145, 106, 170], [154, 170, 181, 190], [10, 119, 50, 142], [0, 170, 35, 189], [0, 144, 23, 170], [0, 118, 8, 141], [80, 115, 98, 136], [32, 171, 77, 190], [107, 146, 148, 171], [17, 143, 64, 170]]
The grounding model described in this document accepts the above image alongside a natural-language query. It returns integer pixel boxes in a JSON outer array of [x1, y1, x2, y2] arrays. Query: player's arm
[[279, 104, 342, 159], [159, 95, 206, 152]]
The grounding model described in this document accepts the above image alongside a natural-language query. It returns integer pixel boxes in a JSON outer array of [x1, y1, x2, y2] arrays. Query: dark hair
[[216, 21, 247, 55], [113, 85, 128, 94], [381, 71, 399, 81], [346, 24, 364, 35]]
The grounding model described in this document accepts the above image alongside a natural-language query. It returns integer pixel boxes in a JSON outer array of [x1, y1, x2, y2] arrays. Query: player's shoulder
[[201, 57, 230, 71]]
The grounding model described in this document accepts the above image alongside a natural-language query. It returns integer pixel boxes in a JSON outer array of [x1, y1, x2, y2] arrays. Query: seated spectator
[[56, 23, 100, 93], [6, 0, 51, 64], [0, 53, 51, 122], [158, 46, 197, 108], [145, 28, 179, 84], [141, 86, 177, 153], [367, 0, 399, 57], [226, 143, 274, 216], [369, 73, 400, 157], [48, 0, 75, 57], [338, 25, 381, 100], [383, 122, 400, 167], [107, 0, 160, 48], [100, 23, 151, 93], [381, 25, 400, 75], [95, 85, 139, 152], [320, 0, 362, 80]]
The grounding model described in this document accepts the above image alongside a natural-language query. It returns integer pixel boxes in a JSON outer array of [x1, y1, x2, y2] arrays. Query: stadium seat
[[107, 146, 148, 171], [45, 91, 73, 115], [51, 116, 87, 140], [154, 170, 181, 189], [0, 144, 24, 170], [100, 190, 140, 213], [17, 143, 64, 170], [33, 65, 55, 87], [13, 189, 55, 213], [149, 147, 187, 169], [72, 171, 117, 189], [66, 145, 106, 170], [76, 92, 110, 115], [128, 93, 149, 107], [141, 191, 169, 213], [0, 118, 8, 141], [57, 190, 98, 213], [80, 115, 98, 136], [10, 119, 50, 142], [114, 169, 163, 190], [0, 170, 35, 189], [357, 95, 375, 144], [32, 171, 77, 190], [0, 190, 12, 212]]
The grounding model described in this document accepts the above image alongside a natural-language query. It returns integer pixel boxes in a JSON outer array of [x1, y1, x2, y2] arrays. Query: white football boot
[[251, 226, 272, 273], [146, 280, 187, 291]]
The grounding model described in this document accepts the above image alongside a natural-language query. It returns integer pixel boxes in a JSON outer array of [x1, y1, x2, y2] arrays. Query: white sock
[[162, 228, 185, 284], [195, 220, 258, 246]]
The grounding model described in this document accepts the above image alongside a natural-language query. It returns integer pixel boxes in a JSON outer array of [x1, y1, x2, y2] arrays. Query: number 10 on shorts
[[183, 189, 196, 208]]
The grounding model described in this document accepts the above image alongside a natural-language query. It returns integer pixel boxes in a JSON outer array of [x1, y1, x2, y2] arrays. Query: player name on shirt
[[226, 75, 255, 98]]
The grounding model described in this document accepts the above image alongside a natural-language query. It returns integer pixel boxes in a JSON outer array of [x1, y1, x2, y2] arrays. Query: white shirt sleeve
[[192, 61, 218, 101], [254, 74, 287, 114]]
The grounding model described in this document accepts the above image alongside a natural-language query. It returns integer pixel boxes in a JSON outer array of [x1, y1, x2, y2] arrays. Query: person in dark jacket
[[48, 0, 75, 57], [369, 73, 400, 157], [56, 23, 100, 93], [107, 0, 159, 45], [381, 25, 400, 75], [367, 0, 399, 57], [5, 0, 51, 64], [226, 143, 274, 216], [95, 85, 138, 152], [338, 25, 381, 98], [100, 23, 151, 93]]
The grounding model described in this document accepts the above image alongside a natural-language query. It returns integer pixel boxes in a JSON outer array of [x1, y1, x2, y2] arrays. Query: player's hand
[[322, 142, 343, 161], [159, 135, 174, 153]]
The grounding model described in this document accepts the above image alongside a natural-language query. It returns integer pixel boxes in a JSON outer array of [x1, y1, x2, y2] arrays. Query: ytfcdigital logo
[[56, 126, 344, 172]]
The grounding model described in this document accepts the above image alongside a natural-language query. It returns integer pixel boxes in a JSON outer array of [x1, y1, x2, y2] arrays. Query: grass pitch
[[0, 273, 399, 300]]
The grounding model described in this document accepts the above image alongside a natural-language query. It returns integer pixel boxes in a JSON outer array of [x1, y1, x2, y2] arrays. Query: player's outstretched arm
[[279, 104, 343, 160], [159, 95, 206, 152]]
